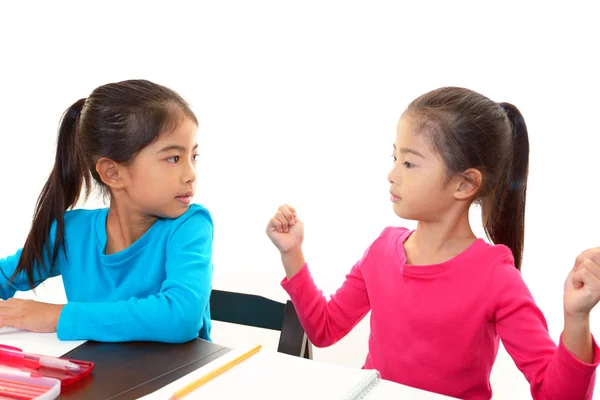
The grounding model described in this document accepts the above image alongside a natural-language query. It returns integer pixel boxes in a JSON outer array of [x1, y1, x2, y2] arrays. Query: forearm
[[0, 251, 25, 298], [57, 292, 206, 343], [281, 248, 306, 280], [1, 251, 60, 298], [563, 313, 593, 363]]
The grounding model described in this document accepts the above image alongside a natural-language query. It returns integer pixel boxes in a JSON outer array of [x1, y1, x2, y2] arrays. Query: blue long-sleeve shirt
[[0, 204, 213, 343]]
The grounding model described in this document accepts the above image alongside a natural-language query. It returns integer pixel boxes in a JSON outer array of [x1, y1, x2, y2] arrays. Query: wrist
[[53, 304, 65, 331], [280, 248, 306, 280], [564, 311, 591, 327], [281, 247, 303, 259], [562, 311, 593, 363]]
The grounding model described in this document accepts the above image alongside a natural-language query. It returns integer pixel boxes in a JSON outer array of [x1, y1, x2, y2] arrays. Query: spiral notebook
[[140, 345, 388, 399]]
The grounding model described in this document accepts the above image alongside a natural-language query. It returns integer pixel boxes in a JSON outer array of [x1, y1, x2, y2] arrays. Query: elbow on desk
[[159, 298, 205, 343], [163, 325, 201, 343], [156, 315, 202, 343]]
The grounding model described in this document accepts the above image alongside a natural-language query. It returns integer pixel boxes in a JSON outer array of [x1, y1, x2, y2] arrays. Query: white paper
[[0, 327, 86, 357], [139, 345, 452, 400]]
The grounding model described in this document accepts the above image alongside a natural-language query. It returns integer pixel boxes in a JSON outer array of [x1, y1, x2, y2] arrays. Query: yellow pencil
[[169, 344, 262, 400]]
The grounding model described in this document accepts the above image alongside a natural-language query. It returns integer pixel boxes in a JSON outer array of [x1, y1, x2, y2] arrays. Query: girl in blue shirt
[[0, 79, 213, 343]]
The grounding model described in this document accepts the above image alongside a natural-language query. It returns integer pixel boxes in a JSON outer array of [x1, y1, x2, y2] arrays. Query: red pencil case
[[0, 344, 94, 386], [0, 371, 61, 400]]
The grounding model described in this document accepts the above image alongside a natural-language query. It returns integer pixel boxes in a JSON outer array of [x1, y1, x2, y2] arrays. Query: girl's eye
[[167, 156, 180, 163], [403, 161, 414, 169], [192, 154, 200, 162], [391, 154, 397, 162]]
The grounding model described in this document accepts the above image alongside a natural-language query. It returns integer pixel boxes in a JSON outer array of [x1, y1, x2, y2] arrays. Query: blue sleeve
[[0, 224, 62, 299], [56, 209, 214, 343]]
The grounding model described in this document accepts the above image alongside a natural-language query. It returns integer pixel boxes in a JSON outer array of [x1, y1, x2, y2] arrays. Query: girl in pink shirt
[[266, 87, 600, 399]]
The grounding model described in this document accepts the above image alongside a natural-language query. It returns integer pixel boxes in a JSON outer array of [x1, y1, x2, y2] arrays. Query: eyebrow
[[157, 143, 199, 154], [393, 144, 425, 158]]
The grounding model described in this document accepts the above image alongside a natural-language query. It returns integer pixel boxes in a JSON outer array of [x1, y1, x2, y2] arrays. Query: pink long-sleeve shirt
[[281, 227, 600, 399]]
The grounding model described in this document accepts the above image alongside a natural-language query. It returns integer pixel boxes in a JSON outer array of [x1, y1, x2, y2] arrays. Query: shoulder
[[475, 243, 534, 315], [358, 226, 411, 265], [164, 204, 214, 247], [473, 241, 519, 278], [177, 204, 213, 232], [57, 208, 106, 239], [63, 208, 105, 225], [378, 226, 411, 243], [460, 240, 522, 287], [368, 226, 410, 252], [468, 240, 515, 266]]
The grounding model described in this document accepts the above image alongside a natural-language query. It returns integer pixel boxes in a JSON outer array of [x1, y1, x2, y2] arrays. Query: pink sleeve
[[281, 256, 371, 347], [492, 258, 599, 400]]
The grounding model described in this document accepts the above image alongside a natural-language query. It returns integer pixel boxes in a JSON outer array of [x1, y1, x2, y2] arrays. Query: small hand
[[564, 248, 600, 319], [0, 298, 64, 333], [266, 204, 304, 254]]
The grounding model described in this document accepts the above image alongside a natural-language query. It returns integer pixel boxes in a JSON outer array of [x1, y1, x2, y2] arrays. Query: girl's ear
[[454, 168, 482, 200], [96, 157, 126, 189]]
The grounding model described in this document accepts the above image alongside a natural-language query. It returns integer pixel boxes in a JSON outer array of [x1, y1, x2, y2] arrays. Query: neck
[[406, 206, 476, 264], [104, 200, 157, 255]]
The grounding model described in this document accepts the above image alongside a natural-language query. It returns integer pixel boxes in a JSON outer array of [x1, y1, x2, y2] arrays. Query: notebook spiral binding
[[341, 369, 381, 400]]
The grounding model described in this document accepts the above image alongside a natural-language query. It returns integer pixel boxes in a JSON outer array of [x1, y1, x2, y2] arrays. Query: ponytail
[[10, 98, 90, 288], [483, 102, 530, 270]]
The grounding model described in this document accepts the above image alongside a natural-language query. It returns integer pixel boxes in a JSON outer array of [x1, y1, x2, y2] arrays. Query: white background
[[1, 1, 599, 398]]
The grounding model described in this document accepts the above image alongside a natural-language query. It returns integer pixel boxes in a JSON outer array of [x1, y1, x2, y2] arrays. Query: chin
[[392, 204, 418, 221], [169, 207, 190, 219], [153, 206, 189, 220]]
